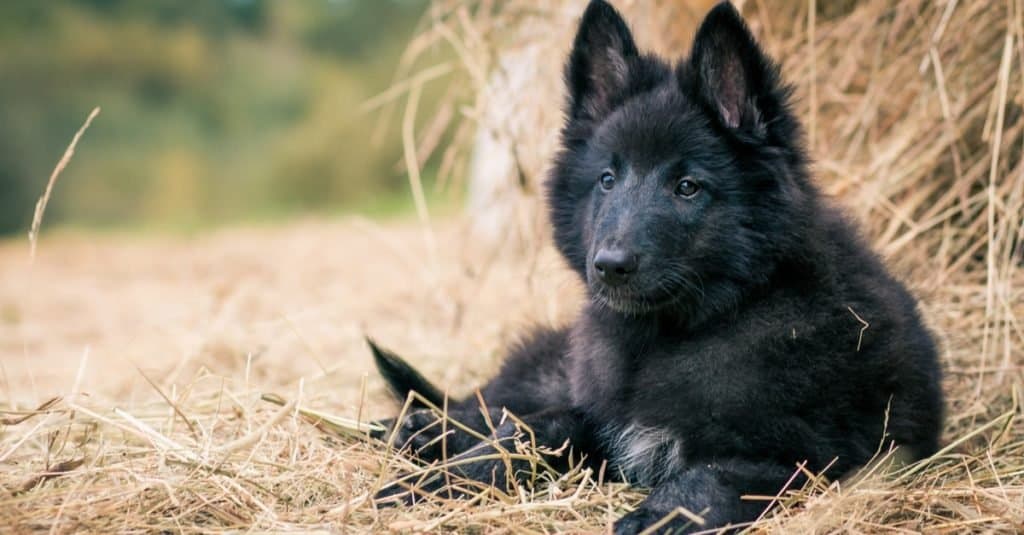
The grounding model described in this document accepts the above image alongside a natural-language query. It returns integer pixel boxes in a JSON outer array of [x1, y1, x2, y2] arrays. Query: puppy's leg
[[375, 407, 596, 505], [475, 326, 574, 415], [373, 327, 573, 462], [384, 326, 574, 460], [612, 460, 801, 535]]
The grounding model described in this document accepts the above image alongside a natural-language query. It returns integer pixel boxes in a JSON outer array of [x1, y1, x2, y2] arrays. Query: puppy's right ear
[[566, 0, 638, 119], [688, 1, 781, 135]]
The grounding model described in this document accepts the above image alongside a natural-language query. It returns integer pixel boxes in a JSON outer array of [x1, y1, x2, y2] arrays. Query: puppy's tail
[[366, 337, 446, 409]]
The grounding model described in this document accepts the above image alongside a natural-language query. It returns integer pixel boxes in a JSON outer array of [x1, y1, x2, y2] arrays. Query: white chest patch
[[600, 423, 686, 486]]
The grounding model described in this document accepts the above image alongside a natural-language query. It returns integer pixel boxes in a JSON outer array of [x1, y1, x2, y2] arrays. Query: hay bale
[[409, 0, 1022, 273]]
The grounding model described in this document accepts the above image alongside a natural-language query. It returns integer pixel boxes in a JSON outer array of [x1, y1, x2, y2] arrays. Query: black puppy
[[370, 1, 944, 533]]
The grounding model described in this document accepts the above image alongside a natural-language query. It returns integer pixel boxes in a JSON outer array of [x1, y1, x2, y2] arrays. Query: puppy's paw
[[380, 409, 450, 460], [372, 479, 416, 507], [372, 476, 436, 507]]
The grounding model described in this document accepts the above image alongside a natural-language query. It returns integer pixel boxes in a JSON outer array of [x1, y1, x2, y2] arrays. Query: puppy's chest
[[598, 422, 686, 486], [569, 330, 762, 415], [567, 332, 691, 485], [568, 327, 774, 483]]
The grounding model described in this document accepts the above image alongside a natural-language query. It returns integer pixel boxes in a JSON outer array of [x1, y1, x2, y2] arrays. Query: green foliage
[[0, 0, 440, 234]]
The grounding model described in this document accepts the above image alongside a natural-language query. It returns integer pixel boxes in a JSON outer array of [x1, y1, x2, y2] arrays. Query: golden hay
[[2, 0, 1024, 533]]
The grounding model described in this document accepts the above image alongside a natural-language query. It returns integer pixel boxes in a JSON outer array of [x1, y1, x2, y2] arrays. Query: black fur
[[370, 2, 944, 533], [367, 338, 445, 409]]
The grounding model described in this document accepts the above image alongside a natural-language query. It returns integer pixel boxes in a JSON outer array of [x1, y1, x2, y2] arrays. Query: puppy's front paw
[[382, 409, 450, 460], [373, 478, 417, 507]]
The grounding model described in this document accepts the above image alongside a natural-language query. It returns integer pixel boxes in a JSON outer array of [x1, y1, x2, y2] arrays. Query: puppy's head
[[547, 0, 814, 319]]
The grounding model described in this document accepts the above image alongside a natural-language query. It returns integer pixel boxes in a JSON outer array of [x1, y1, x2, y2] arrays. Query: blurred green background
[[0, 0, 444, 236]]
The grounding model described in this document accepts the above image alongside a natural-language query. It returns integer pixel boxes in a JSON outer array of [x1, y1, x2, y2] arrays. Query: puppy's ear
[[566, 0, 639, 119], [688, 1, 780, 134]]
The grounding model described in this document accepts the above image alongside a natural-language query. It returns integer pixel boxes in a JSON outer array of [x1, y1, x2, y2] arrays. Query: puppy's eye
[[674, 178, 701, 198], [599, 171, 616, 191]]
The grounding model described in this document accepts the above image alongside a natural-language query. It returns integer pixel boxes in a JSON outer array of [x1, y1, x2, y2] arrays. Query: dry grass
[[0, 219, 592, 533], [2, 0, 1024, 533]]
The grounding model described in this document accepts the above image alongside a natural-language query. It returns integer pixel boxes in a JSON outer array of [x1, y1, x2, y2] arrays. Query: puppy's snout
[[594, 248, 638, 286]]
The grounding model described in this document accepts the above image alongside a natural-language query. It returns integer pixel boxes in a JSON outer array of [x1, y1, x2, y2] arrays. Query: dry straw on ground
[[2, 0, 1023, 533]]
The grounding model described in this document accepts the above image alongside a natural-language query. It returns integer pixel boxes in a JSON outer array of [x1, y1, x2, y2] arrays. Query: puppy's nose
[[594, 248, 638, 286]]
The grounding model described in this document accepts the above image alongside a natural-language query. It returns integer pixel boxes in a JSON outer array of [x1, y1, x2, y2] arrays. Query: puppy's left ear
[[686, 2, 783, 135], [565, 0, 640, 120]]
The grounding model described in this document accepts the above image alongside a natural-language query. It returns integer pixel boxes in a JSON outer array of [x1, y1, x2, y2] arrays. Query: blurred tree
[[0, 0, 439, 235]]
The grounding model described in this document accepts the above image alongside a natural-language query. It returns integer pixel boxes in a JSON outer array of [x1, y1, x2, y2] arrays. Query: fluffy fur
[[369, 2, 944, 533]]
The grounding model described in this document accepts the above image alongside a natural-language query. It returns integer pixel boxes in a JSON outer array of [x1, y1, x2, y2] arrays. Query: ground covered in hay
[[0, 214, 1021, 534], [4, 0, 1024, 531]]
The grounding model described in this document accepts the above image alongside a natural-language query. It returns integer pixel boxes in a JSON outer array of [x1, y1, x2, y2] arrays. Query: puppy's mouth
[[588, 281, 688, 316], [586, 266, 705, 316]]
